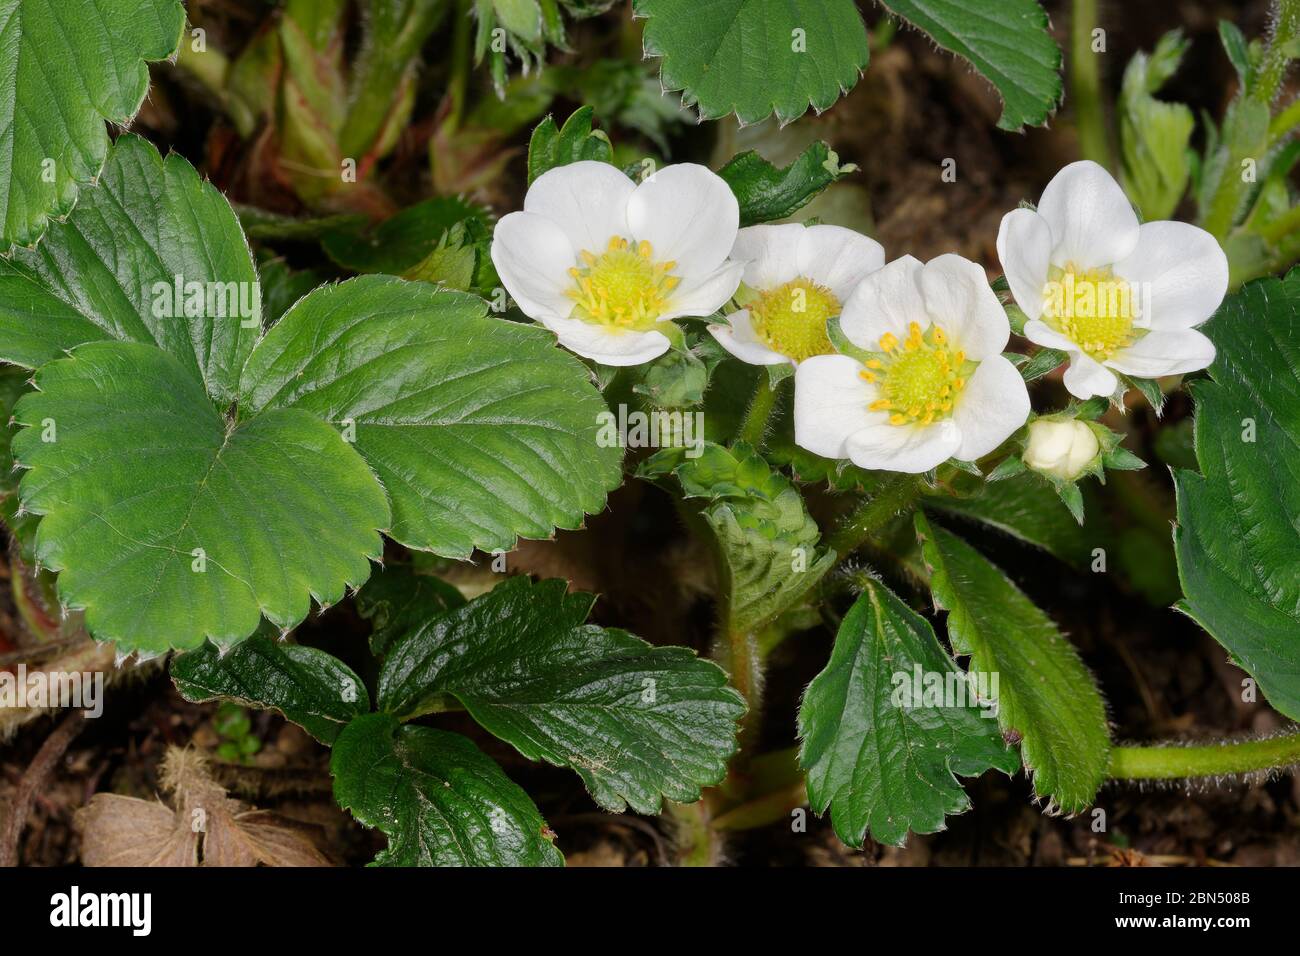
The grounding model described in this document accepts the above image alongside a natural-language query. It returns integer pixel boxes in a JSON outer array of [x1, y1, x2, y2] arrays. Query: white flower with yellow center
[[997, 160, 1228, 399], [794, 254, 1030, 473], [708, 223, 885, 365], [490, 161, 744, 366]]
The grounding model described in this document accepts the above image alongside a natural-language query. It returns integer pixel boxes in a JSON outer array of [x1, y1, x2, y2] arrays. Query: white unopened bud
[[1024, 418, 1099, 481]]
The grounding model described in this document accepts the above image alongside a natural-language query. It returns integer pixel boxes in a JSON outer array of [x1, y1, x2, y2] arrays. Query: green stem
[[737, 375, 781, 449], [1251, 0, 1300, 108], [1069, 0, 1111, 169], [445, 0, 473, 133], [827, 475, 926, 561], [1108, 729, 1300, 779], [1268, 95, 1300, 143]]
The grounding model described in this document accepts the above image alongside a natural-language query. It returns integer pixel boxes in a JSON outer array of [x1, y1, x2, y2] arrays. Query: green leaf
[[718, 142, 857, 228], [1218, 20, 1253, 90], [0, 0, 185, 249], [0, 364, 38, 559], [12, 342, 390, 654], [0, 135, 262, 405], [634, 0, 870, 125], [375, 576, 745, 813], [915, 514, 1110, 813], [331, 713, 564, 866], [924, 474, 1090, 568], [527, 107, 613, 185], [1119, 31, 1194, 222], [320, 197, 489, 275], [238, 275, 623, 559], [879, 0, 1062, 131], [171, 634, 370, 745], [641, 442, 835, 631], [1174, 271, 1300, 720], [798, 578, 1017, 848], [357, 564, 467, 658]]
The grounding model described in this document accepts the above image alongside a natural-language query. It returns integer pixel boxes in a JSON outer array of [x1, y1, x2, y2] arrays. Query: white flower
[[794, 254, 1030, 474], [997, 160, 1228, 399], [1023, 418, 1100, 481], [708, 223, 885, 366], [490, 161, 744, 366]]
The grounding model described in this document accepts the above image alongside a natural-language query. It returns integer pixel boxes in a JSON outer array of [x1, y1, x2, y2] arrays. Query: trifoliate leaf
[[718, 142, 857, 227], [12, 342, 389, 653], [1174, 270, 1300, 720], [374, 576, 745, 814], [915, 514, 1111, 813], [0, 135, 262, 405], [798, 578, 1017, 848], [634, 0, 870, 125], [238, 275, 623, 559], [641, 442, 835, 632], [171, 635, 371, 745], [331, 713, 564, 866], [879, 0, 1062, 131], [2, 135, 618, 653], [527, 107, 614, 185], [0, 0, 184, 249]]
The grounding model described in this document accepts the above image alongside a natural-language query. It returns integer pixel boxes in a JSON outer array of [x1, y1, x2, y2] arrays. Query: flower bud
[[1023, 418, 1099, 481]]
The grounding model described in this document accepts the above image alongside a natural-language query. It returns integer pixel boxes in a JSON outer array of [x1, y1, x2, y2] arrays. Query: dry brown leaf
[[75, 746, 331, 867]]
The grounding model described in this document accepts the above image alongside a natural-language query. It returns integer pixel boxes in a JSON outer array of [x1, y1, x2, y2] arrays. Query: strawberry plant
[[1, 0, 1298, 874]]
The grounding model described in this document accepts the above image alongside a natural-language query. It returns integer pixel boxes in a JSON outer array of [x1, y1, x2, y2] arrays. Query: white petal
[[797, 225, 885, 303], [839, 255, 926, 350], [523, 160, 634, 257], [661, 260, 745, 321], [793, 355, 877, 460], [491, 211, 577, 320], [845, 419, 962, 474], [1037, 160, 1140, 269], [731, 223, 804, 290], [1023, 318, 1077, 352], [1111, 221, 1229, 330], [1105, 328, 1216, 378], [538, 313, 670, 366], [952, 355, 1030, 461], [1062, 351, 1119, 399], [919, 253, 1009, 360], [626, 163, 739, 277], [996, 208, 1053, 322], [709, 310, 790, 366]]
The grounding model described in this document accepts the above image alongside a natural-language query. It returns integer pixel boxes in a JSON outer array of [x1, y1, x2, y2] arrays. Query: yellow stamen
[[747, 277, 840, 362], [867, 322, 973, 428], [1040, 263, 1139, 361], [565, 236, 678, 331]]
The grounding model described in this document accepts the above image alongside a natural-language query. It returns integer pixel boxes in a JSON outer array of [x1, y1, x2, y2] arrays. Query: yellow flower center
[[1041, 264, 1138, 361], [748, 278, 839, 363], [566, 237, 679, 331], [861, 322, 970, 427]]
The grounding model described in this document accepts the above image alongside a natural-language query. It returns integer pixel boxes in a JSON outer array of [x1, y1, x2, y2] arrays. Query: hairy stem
[[1069, 0, 1111, 169], [1252, 0, 1300, 108], [828, 475, 926, 561], [1108, 729, 1300, 779], [737, 376, 781, 449]]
